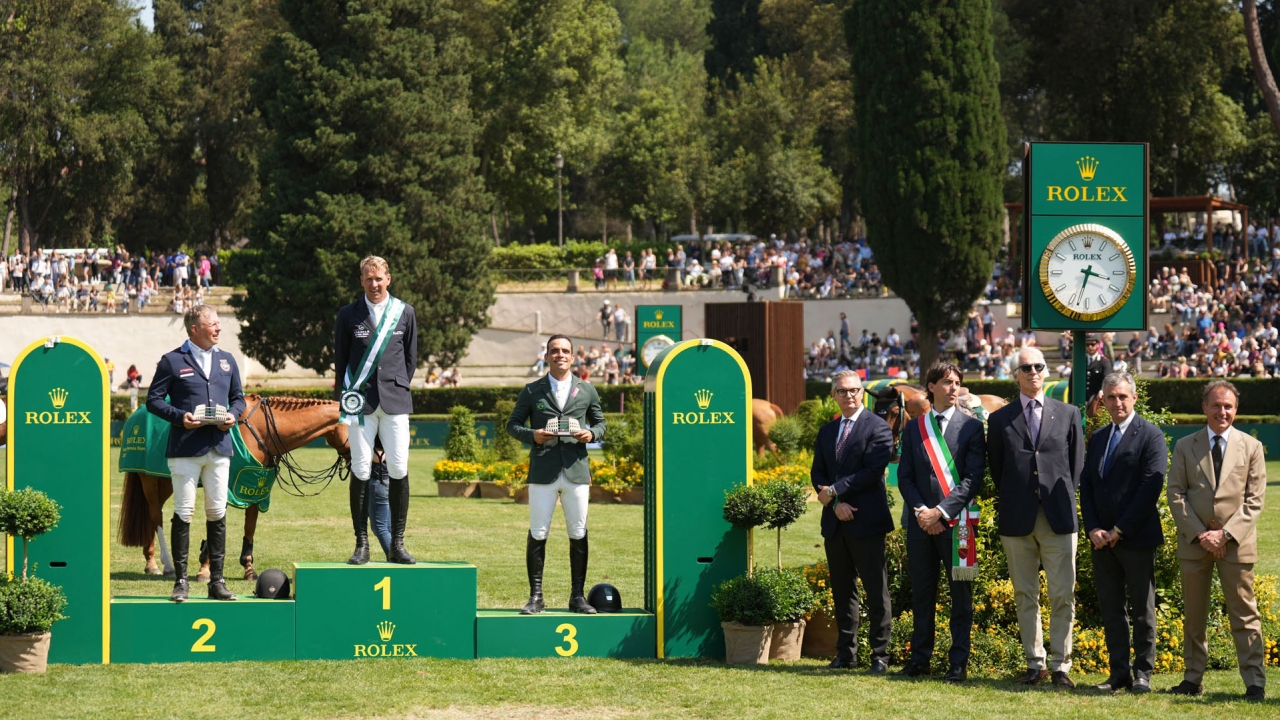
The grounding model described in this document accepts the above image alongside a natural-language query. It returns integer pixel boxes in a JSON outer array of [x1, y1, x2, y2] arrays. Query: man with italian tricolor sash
[[895, 362, 985, 683], [335, 255, 418, 565]]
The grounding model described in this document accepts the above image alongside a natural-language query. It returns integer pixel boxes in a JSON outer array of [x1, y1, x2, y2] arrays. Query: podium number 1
[[375, 576, 391, 610], [191, 619, 216, 653]]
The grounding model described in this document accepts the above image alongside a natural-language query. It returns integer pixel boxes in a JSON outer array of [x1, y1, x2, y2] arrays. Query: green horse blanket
[[118, 406, 278, 511]]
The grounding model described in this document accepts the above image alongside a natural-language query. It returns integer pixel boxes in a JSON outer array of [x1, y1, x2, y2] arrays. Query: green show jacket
[[507, 374, 607, 485]]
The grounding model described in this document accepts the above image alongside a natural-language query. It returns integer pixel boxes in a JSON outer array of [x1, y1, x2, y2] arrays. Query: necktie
[[1103, 425, 1122, 476], [836, 418, 853, 461], [935, 412, 947, 432], [1026, 400, 1041, 446], [1212, 436, 1224, 488]]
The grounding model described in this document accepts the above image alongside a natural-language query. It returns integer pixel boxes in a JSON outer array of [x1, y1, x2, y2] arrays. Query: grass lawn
[[0, 448, 1277, 718]]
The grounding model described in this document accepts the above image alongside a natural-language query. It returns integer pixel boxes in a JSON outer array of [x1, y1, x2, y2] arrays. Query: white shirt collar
[[1111, 412, 1137, 435], [1208, 426, 1232, 445], [1019, 392, 1045, 410], [933, 405, 956, 422], [840, 407, 864, 423]]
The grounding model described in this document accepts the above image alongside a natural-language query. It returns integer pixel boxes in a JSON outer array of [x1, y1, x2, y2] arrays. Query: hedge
[[806, 377, 1280, 415], [489, 239, 675, 271]]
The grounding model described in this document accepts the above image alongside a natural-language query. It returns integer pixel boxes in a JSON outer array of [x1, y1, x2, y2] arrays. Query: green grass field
[[0, 448, 1277, 718]]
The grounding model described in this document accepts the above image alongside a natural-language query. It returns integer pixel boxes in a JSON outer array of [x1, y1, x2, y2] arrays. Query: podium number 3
[[191, 618, 216, 653], [375, 576, 391, 610], [555, 623, 578, 657]]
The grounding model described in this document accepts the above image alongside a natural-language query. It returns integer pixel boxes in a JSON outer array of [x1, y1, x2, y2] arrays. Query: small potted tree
[[437, 405, 483, 497], [0, 487, 67, 674], [758, 567, 815, 661], [710, 573, 778, 664]]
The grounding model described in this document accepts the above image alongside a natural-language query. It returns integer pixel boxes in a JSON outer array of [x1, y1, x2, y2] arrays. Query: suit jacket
[[897, 409, 986, 536], [1167, 427, 1267, 563], [1079, 415, 1167, 548], [334, 296, 418, 415], [987, 396, 1084, 536], [1085, 354, 1112, 399], [507, 375, 606, 485], [147, 342, 246, 458], [810, 411, 894, 539]]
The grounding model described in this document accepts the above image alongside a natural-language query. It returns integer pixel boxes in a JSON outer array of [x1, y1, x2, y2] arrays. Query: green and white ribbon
[[341, 296, 405, 424]]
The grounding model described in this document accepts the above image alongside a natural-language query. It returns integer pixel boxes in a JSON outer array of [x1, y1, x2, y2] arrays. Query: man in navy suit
[[335, 255, 419, 565], [986, 346, 1084, 687], [811, 369, 894, 672], [1080, 371, 1166, 694], [896, 362, 985, 682], [147, 305, 246, 602]]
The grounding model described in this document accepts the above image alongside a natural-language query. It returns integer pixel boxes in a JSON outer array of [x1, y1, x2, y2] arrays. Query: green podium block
[[475, 610, 656, 658], [110, 597, 295, 664], [294, 562, 477, 660]]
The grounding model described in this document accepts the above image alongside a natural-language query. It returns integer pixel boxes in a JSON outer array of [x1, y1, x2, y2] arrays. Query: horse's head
[[324, 417, 351, 462]]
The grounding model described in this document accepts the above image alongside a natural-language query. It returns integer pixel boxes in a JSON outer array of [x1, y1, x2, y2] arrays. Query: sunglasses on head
[[1017, 363, 1046, 374]]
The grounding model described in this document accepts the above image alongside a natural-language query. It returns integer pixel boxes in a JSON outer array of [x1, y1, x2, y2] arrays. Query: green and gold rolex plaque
[[1023, 142, 1148, 331], [635, 305, 682, 375]]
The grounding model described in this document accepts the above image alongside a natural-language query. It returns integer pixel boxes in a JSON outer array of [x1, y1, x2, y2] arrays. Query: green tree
[[471, 0, 624, 239], [847, 0, 1006, 369], [613, 0, 712, 53], [0, 0, 177, 252], [705, 0, 769, 84], [234, 0, 493, 373]]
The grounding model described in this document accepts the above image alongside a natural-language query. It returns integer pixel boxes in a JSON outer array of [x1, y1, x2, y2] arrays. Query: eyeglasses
[[1017, 363, 1046, 374], [833, 388, 863, 397]]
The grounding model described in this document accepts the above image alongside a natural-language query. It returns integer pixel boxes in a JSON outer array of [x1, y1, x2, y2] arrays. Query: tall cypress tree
[[846, 0, 1005, 368], [234, 0, 492, 373]]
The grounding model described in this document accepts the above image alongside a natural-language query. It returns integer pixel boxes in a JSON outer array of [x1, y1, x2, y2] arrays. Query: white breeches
[[348, 407, 410, 480], [169, 451, 231, 523], [528, 473, 590, 541]]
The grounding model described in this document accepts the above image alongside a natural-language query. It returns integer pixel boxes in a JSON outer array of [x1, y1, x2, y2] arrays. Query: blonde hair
[[359, 255, 390, 277], [184, 304, 218, 338]]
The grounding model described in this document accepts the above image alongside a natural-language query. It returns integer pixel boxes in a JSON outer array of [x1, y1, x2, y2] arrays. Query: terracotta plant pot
[[618, 487, 644, 504], [769, 619, 806, 661], [589, 486, 615, 503], [436, 480, 478, 498], [721, 621, 773, 664], [514, 486, 530, 505], [477, 481, 511, 499], [0, 631, 52, 674], [801, 610, 838, 659]]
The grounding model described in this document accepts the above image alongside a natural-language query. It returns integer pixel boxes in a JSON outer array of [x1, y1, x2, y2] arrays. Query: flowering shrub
[[432, 459, 481, 482], [493, 461, 529, 491], [589, 458, 643, 494]]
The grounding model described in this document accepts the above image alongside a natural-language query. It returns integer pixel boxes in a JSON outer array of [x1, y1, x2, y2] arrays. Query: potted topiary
[[722, 484, 771, 575], [758, 567, 816, 662], [0, 487, 67, 674], [710, 573, 778, 664]]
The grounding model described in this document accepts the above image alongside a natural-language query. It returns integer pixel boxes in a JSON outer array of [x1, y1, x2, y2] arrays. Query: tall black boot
[[170, 514, 190, 603], [568, 533, 596, 614], [386, 476, 417, 564], [521, 532, 547, 615], [206, 517, 237, 600], [347, 478, 370, 565]]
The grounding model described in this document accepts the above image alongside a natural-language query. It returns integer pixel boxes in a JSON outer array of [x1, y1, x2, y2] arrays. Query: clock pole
[[1070, 329, 1088, 414]]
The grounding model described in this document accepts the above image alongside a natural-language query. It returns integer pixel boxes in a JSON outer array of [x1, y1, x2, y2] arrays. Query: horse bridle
[[238, 397, 351, 497]]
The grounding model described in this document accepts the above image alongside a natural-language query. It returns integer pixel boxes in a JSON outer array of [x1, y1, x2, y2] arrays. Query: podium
[[476, 610, 655, 658], [111, 597, 295, 664]]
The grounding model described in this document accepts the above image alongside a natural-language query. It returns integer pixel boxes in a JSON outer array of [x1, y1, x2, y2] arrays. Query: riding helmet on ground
[[587, 583, 621, 613], [254, 568, 291, 599]]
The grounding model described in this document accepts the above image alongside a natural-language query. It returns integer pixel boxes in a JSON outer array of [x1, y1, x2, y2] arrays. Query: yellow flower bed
[[753, 464, 810, 487], [589, 459, 643, 494], [433, 459, 482, 482]]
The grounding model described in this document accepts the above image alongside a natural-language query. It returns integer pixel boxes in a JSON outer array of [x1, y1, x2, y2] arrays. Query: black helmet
[[254, 569, 291, 599], [587, 583, 621, 613]]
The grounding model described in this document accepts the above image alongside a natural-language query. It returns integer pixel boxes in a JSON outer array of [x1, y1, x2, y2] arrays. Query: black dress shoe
[[1051, 671, 1074, 689], [826, 657, 853, 670], [1093, 676, 1132, 692], [868, 658, 889, 675], [895, 662, 929, 677], [1130, 678, 1151, 694], [943, 665, 967, 683], [1245, 685, 1265, 702], [1015, 668, 1049, 685], [170, 578, 189, 603], [1166, 680, 1203, 696]]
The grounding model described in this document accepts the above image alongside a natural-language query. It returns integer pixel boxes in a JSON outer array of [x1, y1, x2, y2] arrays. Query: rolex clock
[[641, 334, 675, 369], [1038, 223, 1136, 322]]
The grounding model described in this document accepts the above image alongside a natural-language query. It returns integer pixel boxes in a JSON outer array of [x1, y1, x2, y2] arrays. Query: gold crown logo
[[133, 426, 141, 435], [1082, 236, 1094, 248], [694, 389, 713, 410], [258, 478, 266, 488], [49, 387, 69, 409], [654, 310, 664, 320], [1076, 156, 1099, 181], [377, 621, 395, 642]]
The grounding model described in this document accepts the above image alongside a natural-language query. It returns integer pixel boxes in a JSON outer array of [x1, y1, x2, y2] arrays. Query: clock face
[[1038, 223, 1136, 322], [641, 335, 675, 367]]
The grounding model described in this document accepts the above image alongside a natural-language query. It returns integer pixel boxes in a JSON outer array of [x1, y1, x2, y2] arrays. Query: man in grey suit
[[335, 255, 418, 565], [507, 335, 606, 615], [986, 346, 1084, 687]]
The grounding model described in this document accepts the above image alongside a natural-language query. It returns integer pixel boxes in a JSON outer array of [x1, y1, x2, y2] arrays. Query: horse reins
[[239, 397, 351, 497]]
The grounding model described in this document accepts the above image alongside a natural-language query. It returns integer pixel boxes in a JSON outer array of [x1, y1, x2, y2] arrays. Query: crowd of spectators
[[531, 341, 637, 386], [1, 247, 220, 314]]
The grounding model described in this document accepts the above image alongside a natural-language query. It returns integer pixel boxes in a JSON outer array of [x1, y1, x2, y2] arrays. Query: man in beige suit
[[1166, 380, 1267, 702]]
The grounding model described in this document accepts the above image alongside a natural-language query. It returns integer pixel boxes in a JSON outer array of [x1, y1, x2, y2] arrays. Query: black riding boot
[[170, 514, 190, 603], [386, 476, 417, 564], [521, 532, 547, 615], [206, 517, 237, 600], [568, 533, 596, 614], [347, 477, 370, 565]]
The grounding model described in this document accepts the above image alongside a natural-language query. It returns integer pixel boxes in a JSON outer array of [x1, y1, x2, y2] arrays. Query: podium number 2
[[374, 576, 391, 610], [191, 619, 216, 653], [555, 623, 578, 657]]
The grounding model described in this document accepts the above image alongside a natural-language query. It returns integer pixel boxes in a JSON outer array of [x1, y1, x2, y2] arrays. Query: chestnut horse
[[118, 396, 350, 580], [867, 383, 1008, 461], [752, 398, 786, 456]]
